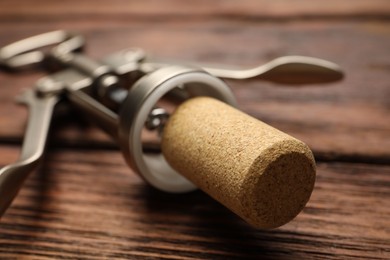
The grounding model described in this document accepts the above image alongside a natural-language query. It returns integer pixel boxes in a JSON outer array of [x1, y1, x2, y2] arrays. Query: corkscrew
[[0, 31, 343, 228]]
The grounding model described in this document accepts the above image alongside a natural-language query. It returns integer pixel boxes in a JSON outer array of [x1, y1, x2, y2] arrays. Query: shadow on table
[[137, 186, 294, 259]]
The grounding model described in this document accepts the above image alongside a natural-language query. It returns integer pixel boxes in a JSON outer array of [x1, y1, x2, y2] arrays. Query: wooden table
[[0, 1, 389, 259]]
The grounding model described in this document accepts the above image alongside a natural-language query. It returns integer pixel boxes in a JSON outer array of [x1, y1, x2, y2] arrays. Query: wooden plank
[[0, 0, 389, 21], [0, 1, 388, 259], [0, 21, 389, 161], [0, 145, 389, 259]]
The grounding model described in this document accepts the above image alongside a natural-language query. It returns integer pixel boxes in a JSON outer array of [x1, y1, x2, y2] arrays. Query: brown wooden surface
[[0, 1, 389, 259]]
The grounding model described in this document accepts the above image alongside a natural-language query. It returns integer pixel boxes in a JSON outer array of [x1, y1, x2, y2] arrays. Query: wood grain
[[0, 0, 389, 21], [0, 146, 389, 259], [0, 21, 389, 163], [0, 1, 389, 259]]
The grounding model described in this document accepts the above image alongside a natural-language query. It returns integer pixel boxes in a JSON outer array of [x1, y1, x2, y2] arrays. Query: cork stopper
[[161, 97, 316, 229]]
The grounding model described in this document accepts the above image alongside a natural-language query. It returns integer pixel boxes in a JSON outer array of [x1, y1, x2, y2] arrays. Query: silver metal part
[[145, 107, 170, 132], [102, 48, 146, 77], [35, 68, 93, 95], [141, 55, 344, 84], [0, 90, 59, 216], [118, 66, 237, 193], [0, 30, 84, 70], [35, 69, 119, 138]]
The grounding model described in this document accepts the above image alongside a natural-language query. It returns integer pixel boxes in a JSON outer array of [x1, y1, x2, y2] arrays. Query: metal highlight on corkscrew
[[0, 31, 343, 227]]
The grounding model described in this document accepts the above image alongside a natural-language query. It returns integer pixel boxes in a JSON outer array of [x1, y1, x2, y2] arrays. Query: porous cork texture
[[161, 97, 316, 229]]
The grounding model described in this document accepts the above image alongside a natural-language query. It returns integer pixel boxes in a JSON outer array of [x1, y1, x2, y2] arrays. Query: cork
[[161, 97, 316, 229]]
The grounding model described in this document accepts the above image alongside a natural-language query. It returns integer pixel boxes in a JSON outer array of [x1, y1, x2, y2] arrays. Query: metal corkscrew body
[[0, 31, 343, 228]]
